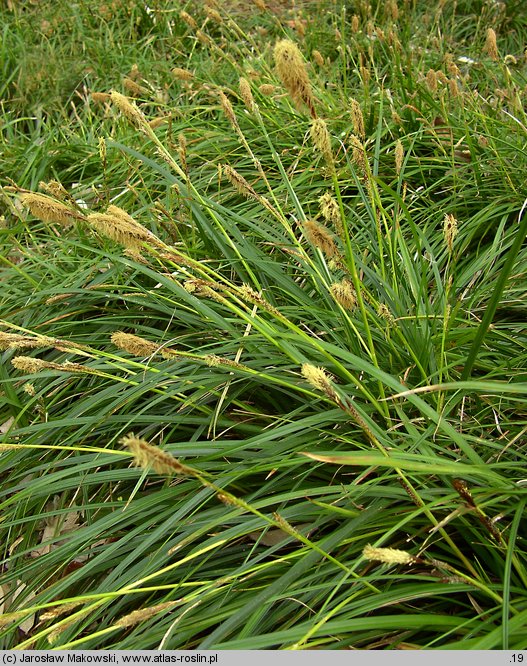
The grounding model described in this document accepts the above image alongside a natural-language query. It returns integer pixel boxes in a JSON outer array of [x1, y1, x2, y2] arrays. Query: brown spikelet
[[239, 77, 255, 113], [47, 608, 93, 645], [178, 133, 188, 173], [171, 67, 194, 81], [312, 50, 324, 67], [0, 332, 54, 351], [443, 213, 458, 252], [91, 92, 111, 104], [258, 84, 276, 96], [205, 6, 222, 23], [111, 332, 159, 357], [447, 79, 459, 100], [112, 332, 182, 360], [363, 544, 414, 565], [273, 39, 316, 118], [444, 53, 461, 78], [40, 602, 84, 621], [351, 15, 360, 32], [11, 357, 96, 375], [349, 134, 367, 173], [196, 30, 211, 46], [484, 28, 499, 61], [330, 280, 357, 310], [395, 139, 404, 175], [39, 180, 69, 201], [425, 68, 438, 93], [222, 164, 258, 200], [20, 192, 85, 226], [303, 220, 339, 259], [180, 10, 197, 29], [184, 279, 225, 302], [205, 355, 244, 369], [122, 77, 147, 97], [238, 285, 280, 316], [121, 434, 195, 476], [115, 602, 179, 629], [149, 116, 167, 129], [110, 91, 147, 129], [385, 0, 399, 21], [349, 98, 365, 140], [219, 91, 239, 130], [360, 65, 370, 85]]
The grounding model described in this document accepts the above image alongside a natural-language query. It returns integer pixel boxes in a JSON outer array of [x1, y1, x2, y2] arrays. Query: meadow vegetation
[[1, 0, 527, 649]]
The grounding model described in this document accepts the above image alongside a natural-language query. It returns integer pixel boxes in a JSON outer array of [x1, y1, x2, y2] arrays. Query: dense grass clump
[[1, 0, 527, 650]]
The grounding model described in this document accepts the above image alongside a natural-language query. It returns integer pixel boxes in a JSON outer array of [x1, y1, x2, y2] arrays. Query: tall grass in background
[[1, 0, 527, 649]]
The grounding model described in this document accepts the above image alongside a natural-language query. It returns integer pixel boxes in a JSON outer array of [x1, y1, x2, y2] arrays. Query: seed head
[[443, 213, 458, 252], [115, 602, 178, 629], [110, 90, 147, 129], [273, 39, 316, 118], [239, 77, 255, 113], [394, 139, 404, 175], [172, 67, 194, 81], [312, 50, 324, 67], [350, 98, 365, 139], [303, 220, 339, 259], [121, 434, 195, 476], [330, 280, 357, 310], [319, 192, 342, 234], [180, 10, 197, 29], [259, 84, 276, 96], [20, 192, 85, 226], [363, 544, 414, 565], [310, 118, 334, 170], [87, 208, 161, 252], [484, 28, 499, 61]]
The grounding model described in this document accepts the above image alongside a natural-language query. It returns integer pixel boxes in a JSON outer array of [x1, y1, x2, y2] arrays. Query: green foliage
[[1, 0, 527, 650]]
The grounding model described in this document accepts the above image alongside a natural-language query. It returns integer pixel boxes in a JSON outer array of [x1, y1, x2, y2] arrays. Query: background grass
[[1, 0, 527, 650]]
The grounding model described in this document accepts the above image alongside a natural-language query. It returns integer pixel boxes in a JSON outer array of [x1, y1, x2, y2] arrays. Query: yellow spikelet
[[109, 91, 147, 129], [310, 118, 334, 171], [115, 602, 179, 629], [363, 544, 415, 565], [330, 280, 356, 310], [20, 192, 85, 226], [273, 39, 316, 118], [121, 434, 195, 476]]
